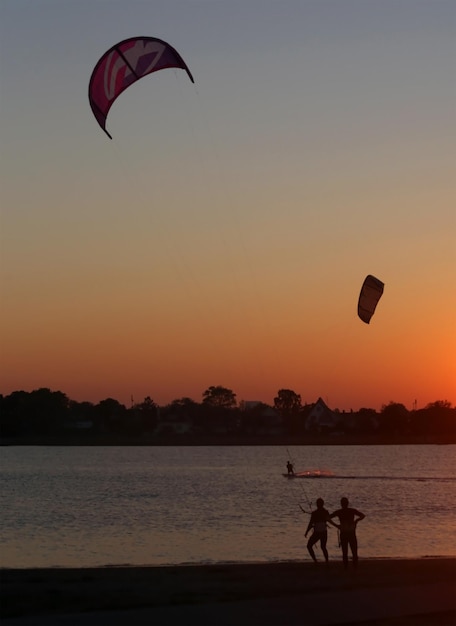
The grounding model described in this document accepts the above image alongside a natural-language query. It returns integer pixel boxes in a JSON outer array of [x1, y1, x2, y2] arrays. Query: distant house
[[304, 398, 340, 433]]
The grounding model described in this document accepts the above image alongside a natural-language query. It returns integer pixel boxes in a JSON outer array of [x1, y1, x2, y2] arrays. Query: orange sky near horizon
[[2, 255, 454, 410], [1, 1, 455, 412]]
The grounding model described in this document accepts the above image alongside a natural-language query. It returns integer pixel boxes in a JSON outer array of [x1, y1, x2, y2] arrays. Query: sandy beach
[[1, 558, 455, 625]]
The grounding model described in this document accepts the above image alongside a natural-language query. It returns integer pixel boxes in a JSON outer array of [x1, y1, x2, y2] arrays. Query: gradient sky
[[1, 0, 455, 411]]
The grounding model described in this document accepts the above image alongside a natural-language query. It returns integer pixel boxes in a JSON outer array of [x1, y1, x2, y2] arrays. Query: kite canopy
[[88, 36, 194, 139], [358, 275, 384, 324]]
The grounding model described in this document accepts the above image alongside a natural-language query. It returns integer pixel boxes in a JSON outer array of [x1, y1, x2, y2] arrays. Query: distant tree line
[[0, 386, 454, 444]]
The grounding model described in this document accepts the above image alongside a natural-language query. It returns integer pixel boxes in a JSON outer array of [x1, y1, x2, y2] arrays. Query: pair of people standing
[[304, 497, 365, 568]]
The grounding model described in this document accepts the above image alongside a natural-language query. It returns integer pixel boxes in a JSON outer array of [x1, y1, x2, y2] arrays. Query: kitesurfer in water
[[329, 497, 365, 569], [304, 498, 331, 564], [286, 461, 294, 475]]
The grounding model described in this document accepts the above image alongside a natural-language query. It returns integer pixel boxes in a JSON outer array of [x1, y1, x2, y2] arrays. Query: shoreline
[[2, 557, 455, 625], [2, 436, 455, 446], [2, 553, 455, 570]]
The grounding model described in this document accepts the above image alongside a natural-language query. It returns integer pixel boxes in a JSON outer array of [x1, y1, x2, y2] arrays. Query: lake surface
[[1, 445, 455, 568]]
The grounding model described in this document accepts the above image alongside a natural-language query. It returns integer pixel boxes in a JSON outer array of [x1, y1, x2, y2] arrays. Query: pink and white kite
[[89, 36, 194, 139]]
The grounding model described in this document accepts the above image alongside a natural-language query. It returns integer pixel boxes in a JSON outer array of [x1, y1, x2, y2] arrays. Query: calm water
[[1, 445, 455, 568]]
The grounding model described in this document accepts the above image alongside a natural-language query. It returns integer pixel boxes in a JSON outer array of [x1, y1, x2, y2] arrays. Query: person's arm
[[304, 513, 315, 537], [354, 510, 365, 524], [328, 511, 340, 529], [304, 515, 314, 537]]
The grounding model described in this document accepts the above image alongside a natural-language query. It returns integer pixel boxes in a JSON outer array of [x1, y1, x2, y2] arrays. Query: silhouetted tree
[[201, 386, 238, 434], [164, 397, 199, 415], [1, 385, 454, 443], [353, 408, 379, 434], [68, 400, 95, 420], [161, 396, 197, 420], [411, 400, 455, 438], [202, 386, 237, 409], [1, 391, 26, 435], [26, 388, 69, 434], [274, 389, 302, 434], [95, 398, 127, 434], [133, 396, 158, 433], [379, 401, 409, 436], [239, 401, 272, 435]]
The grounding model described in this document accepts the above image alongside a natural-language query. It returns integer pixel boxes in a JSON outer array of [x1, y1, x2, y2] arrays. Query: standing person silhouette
[[304, 498, 331, 564], [286, 461, 294, 475], [329, 497, 365, 569]]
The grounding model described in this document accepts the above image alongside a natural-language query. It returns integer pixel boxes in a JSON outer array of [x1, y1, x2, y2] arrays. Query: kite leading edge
[[88, 36, 194, 139]]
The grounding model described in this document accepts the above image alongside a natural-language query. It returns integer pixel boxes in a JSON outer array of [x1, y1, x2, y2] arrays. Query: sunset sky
[[1, 0, 455, 411]]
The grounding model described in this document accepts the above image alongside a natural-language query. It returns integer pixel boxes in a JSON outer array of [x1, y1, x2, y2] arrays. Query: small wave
[[336, 476, 455, 482], [286, 471, 455, 482], [289, 469, 335, 478]]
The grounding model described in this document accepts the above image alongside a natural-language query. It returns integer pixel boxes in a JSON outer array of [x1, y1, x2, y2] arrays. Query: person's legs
[[320, 533, 329, 562], [307, 534, 318, 562], [349, 533, 358, 568], [340, 533, 349, 569]]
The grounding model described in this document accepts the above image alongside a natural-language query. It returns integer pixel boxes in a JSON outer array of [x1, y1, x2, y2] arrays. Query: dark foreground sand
[[1, 558, 455, 625]]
